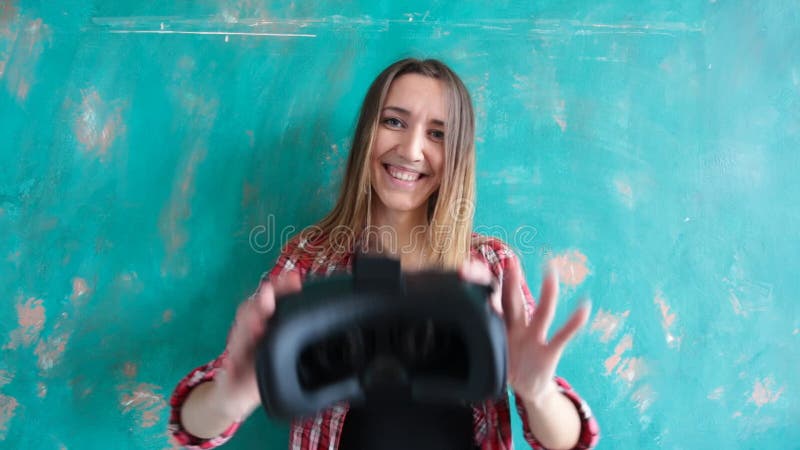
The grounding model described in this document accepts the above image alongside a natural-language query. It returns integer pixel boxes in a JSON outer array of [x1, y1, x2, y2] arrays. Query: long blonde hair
[[301, 58, 476, 270]]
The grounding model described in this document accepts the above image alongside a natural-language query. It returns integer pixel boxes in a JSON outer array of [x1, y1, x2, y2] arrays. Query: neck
[[368, 197, 429, 270]]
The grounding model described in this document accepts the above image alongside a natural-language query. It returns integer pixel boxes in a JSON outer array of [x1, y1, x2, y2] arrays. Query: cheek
[[428, 148, 445, 176], [369, 158, 384, 184], [371, 135, 391, 165]]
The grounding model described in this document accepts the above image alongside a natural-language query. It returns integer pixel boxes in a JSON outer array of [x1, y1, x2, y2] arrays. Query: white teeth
[[386, 165, 421, 182]]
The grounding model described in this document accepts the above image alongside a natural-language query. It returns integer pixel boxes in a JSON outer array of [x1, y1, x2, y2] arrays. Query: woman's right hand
[[214, 271, 303, 419]]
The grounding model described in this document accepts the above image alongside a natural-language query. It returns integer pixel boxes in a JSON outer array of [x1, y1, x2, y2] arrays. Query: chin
[[380, 196, 425, 213], [372, 189, 428, 214]]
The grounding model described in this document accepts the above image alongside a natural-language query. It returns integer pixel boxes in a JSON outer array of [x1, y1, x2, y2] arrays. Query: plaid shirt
[[169, 234, 600, 449]]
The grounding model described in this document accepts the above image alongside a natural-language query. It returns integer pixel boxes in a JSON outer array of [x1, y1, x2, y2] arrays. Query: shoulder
[[270, 230, 335, 278], [470, 232, 518, 262], [469, 233, 519, 276], [470, 232, 537, 307]]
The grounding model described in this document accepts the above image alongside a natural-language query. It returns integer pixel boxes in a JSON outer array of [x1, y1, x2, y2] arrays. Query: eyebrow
[[383, 106, 445, 127]]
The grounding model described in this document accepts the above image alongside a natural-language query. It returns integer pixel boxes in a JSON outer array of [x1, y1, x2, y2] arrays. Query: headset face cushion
[[297, 318, 470, 391]]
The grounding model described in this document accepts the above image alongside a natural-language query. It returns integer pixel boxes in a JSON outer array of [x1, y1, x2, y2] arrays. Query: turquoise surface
[[1, 1, 798, 448]]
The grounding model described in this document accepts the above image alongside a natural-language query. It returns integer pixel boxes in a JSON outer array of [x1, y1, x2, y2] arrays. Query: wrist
[[211, 371, 259, 421], [518, 379, 560, 411]]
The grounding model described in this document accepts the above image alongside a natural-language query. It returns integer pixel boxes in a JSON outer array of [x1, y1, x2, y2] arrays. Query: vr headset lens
[[297, 318, 469, 391]]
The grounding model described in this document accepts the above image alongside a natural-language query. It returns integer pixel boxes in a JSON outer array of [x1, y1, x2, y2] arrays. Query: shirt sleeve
[[168, 352, 241, 449], [514, 379, 600, 449], [168, 237, 309, 448], [476, 236, 600, 449]]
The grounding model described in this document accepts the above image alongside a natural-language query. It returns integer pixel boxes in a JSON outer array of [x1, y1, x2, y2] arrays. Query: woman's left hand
[[459, 256, 591, 405]]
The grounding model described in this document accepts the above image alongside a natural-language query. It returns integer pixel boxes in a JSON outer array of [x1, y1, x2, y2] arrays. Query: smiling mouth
[[384, 164, 427, 182]]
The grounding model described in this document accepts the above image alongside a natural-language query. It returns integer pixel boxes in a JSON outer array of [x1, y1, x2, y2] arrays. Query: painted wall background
[[1, 0, 798, 448]]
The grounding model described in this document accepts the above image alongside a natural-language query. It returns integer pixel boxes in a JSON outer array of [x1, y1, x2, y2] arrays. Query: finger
[[550, 300, 592, 352], [227, 309, 265, 380], [501, 256, 526, 333], [252, 277, 276, 318], [271, 270, 303, 298], [458, 259, 494, 286], [460, 259, 503, 315], [488, 278, 502, 316], [228, 302, 260, 358], [245, 304, 266, 340], [530, 261, 559, 342]]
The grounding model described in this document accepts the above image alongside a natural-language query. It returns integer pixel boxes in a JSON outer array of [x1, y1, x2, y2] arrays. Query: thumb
[[271, 270, 303, 299], [252, 275, 277, 318]]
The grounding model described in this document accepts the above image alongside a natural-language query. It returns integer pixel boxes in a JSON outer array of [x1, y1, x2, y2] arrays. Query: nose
[[396, 124, 425, 162]]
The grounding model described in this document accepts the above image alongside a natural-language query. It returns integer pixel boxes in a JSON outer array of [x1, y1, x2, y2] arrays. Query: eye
[[429, 129, 445, 142], [382, 117, 404, 128]]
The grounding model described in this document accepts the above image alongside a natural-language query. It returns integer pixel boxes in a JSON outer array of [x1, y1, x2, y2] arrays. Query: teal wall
[[2, 1, 798, 448]]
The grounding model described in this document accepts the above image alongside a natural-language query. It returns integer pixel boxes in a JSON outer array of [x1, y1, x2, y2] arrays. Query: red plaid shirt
[[169, 234, 600, 449]]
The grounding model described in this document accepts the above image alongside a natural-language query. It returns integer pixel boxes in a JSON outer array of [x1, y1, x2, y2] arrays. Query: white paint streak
[[707, 386, 724, 400], [723, 253, 774, 317], [631, 384, 657, 412], [575, 30, 678, 37], [118, 383, 167, 428], [728, 291, 746, 316], [108, 30, 316, 37], [90, 16, 703, 39], [613, 178, 634, 209], [0, 371, 12, 387]]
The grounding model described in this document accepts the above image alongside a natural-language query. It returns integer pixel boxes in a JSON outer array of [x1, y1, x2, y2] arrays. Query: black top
[[338, 399, 478, 450]]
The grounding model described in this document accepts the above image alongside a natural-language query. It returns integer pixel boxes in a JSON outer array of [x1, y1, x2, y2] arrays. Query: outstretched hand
[[217, 271, 303, 418], [459, 256, 591, 405]]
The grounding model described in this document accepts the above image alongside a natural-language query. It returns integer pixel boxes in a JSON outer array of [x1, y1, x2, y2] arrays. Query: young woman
[[169, 58, 600, 449]]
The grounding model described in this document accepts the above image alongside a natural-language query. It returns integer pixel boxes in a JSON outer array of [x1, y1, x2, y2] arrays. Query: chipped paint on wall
[[616, 356, 648, 385], [34, 333, 70, 371], [551, 250, 590, 287], [3, 296, 45, 350], [72, 87, 127, 161], [70, 277, 89, 302], [653, 290, 681, 349], [0, 371, 12, 387], [158, 146, 207, 276], [604, 334, 633, 374], [119, 383, 168, 429], [0, 394, 19, 440], [590, 308, 629, 343], [750, 377, 784, 408], [0, 6, 51, 103]]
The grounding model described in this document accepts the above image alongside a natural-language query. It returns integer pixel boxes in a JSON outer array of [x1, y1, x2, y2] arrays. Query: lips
[[384, 164, 426, 182]]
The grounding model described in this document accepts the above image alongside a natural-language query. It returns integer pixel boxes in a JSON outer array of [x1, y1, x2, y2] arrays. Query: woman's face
[[370, 73, 447, 218]]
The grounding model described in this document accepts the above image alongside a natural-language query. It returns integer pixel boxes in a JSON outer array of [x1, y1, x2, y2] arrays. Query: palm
[[502, 257, 591, 402], [460, 257, 591, 403], [506, 321, 560, 400]]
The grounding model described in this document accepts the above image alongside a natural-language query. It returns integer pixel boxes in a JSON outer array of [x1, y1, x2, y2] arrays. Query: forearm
[[180, 380, 257, 439], [520, 381, 581, 450]]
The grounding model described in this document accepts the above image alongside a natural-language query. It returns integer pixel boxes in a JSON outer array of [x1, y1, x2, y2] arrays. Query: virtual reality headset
[[256, 255, 508, 420]]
